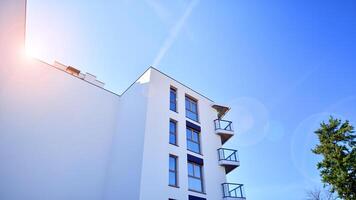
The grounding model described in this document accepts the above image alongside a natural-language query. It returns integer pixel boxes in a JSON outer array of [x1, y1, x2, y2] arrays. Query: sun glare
[[25, 43, 39, 58]]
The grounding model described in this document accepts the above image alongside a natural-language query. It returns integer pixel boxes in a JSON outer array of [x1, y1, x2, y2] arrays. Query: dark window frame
[[186, 127, 201, 154], [169, 154, 179, 187], [170, 87, 177, 112], [188, 161, 204, 193], [185, 95, 199, 122], [169, 119, 178, 146]]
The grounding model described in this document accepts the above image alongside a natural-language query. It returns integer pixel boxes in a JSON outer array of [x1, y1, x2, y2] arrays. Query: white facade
[[0, 1, 245, 200]]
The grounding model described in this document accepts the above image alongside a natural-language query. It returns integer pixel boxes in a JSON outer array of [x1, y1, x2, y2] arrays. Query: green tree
[[312, 117, 356, 200]]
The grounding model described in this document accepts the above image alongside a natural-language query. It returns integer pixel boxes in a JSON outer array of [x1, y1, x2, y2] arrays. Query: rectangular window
[[186, 127, 201, 154], [170, 87, 177, 112], [188, 162, 204, 193], [169, 155, 178, 187], [185, 96, 198, 122], [169, 120, 177, 145]]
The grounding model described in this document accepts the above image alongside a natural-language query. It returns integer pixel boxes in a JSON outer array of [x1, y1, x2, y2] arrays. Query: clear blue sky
[[26, 1, 356, 199]]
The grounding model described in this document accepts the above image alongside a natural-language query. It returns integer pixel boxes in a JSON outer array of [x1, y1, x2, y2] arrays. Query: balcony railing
[[218, 148, 239, 162], [222, 183, 245, 199], [214, 119, 233, 131]]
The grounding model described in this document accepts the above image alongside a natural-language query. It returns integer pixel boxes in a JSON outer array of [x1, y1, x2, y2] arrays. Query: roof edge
[[149, 66, 215, 102]]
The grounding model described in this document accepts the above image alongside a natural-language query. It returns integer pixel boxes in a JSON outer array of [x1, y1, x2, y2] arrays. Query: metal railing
[[218, 148, 239, 162], [214, 119, 233, 131], [222, 183, 245, 198]]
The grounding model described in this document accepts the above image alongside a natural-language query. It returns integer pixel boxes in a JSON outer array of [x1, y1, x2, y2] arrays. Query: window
[[170, 87, 177, 112], [169, 120, 177, 145], [169, 155, 178, 187], [185, 96, 198, 121], [188, 162, 204, 193], [186, 127, 201, 154]]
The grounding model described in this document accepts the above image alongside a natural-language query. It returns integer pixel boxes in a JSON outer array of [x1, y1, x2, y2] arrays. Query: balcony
[[222, 183, 246, 200], [218, 148, 240, 174], [214, 119, 234, 144], [212, 104, 230, 119]]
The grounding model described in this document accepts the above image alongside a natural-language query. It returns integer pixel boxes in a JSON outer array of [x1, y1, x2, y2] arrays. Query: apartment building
[[0, 0, 246, 200]]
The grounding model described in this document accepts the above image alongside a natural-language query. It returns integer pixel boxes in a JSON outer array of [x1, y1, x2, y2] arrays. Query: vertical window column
[[170, 87, 177, 112], [169, 155, 178, 187], [186, 127, 201, 154], [169, 119, 177, 145], [185, 95, 198, 122], [188, 161, 204, 193]]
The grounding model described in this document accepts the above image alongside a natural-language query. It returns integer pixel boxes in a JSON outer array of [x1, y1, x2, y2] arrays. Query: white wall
[[0, 58, 120, 200], [104, 70, 151, 200], [0, 1, 132, 199], [0, 0, 26, 59], [139, 68, 227, 200]]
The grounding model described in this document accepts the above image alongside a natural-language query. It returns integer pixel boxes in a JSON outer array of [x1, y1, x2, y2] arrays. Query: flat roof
[[35, 58, 216, 103], [121, 67, 214, 102]]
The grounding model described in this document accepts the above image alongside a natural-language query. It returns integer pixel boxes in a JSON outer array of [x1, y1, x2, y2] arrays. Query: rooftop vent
[[66, 66, 80, 76], [53, 61, 105, 88], [84, 73, 105, 88], [53, 61, 67, 71]]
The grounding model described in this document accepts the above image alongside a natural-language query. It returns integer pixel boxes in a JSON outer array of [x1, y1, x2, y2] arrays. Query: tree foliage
[[312, 117, 356, 200]]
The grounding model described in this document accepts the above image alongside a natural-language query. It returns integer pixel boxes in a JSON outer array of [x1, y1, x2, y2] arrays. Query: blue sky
[[26, 1, 356, 199]]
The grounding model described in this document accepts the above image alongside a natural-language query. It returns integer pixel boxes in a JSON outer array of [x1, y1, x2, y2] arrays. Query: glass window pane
[[169, 157, 176, 171], [187, 140, 193, 152], [170, 94, 175, 102], [187, 141, 200, 153], [170, 102, 176, 111], [170, 121, 177, 145], [186, 128, 192, 139], [188, 177, 202, 192], [170, 121, 176, 133], [169, 171, 176, 185], [194, 165, 201, 178], [170, 90, 176, 101], [193, 113, 198, 121], [186, 111, 192, 119], [188, 163, 194, 176], [169, 133, 176, 144], [185, 98, 190, 109], [187, 111, 198, 121], [170, 88, 177, 111], [185, 96, 198, 121], [193, 143, 200, 153], [192, 131, 199, 142], [191, 102, 197, 112]]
